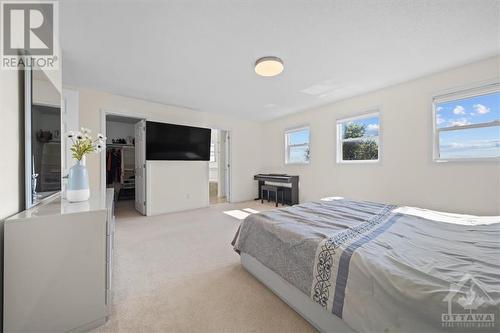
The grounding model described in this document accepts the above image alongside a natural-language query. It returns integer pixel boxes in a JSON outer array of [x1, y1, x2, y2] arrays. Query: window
[[285, 127, 310, 164], [337, 112, 380, 163], [433, 84, 500, 161]]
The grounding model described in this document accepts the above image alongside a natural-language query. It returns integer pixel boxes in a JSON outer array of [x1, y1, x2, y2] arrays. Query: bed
[[232, 198, 500, 333]]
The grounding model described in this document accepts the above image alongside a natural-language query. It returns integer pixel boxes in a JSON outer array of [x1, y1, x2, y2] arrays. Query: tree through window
[[337, 112, 380, 162]]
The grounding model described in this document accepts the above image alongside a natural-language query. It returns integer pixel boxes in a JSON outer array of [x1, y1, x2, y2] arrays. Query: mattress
[[232, 198, 500, 332]]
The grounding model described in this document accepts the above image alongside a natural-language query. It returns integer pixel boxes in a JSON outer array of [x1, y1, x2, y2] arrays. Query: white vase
[[66, 159, 90, 202]]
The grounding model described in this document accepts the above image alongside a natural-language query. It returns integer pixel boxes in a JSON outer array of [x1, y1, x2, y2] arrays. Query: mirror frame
[[24, 68, 33, 208], [24, 67, 62, 209]]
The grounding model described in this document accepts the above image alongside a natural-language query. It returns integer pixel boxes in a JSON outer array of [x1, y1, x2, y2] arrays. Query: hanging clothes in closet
[[106, 148, 122, 184]]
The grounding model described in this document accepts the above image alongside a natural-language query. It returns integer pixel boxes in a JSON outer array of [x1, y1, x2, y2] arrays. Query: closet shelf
[[106, 144, 135, 148]]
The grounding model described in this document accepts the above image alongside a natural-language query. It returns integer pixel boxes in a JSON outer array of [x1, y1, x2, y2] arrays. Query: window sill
[[285, 161, 310, 165], [434, 157, 500, 163], [337, 159, 380, 164]]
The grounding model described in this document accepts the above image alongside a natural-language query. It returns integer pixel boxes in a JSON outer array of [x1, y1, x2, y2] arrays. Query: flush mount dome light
[[255, 56, 284, 77]]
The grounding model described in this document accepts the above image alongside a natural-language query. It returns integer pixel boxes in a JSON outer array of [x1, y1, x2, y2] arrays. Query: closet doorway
[[209, 129, 231, 205], [104, 114, 146, 216]]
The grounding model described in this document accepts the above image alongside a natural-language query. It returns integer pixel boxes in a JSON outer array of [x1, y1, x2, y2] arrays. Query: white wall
[[147, 161, 209, 215], [106, 120, 135, 144], [62, 88, 80, 177], [0, 69, 23, 220], [0, 68, 24, 328], [74, 88, 263, 205], [33, 78, 61, 107], [261, 56, 500, 215]]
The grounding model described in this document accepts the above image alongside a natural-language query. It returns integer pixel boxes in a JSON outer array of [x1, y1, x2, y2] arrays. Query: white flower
[[98, 133, 106, 140], [73, 131, 83, 140], [68, 126, 104, 160], [94, 140, 107, 153]]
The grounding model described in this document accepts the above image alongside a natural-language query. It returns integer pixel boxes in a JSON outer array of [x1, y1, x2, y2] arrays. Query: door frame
[[222, 130, 232, 202], [210, 128, 232, 203], [99, 109, 147, 207], [134, 119, 147, 214]]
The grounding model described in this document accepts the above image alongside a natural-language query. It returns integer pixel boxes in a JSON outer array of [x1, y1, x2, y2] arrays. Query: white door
[[135, 120, 146, 215], [217, 131, 225, 198], [224, 131, 230, 201]]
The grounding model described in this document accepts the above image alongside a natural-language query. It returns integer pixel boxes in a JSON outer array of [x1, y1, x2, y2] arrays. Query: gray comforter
[[232, 199, 500, 333]]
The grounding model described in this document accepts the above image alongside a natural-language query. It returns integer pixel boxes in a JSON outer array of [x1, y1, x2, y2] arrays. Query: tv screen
[[146, 121, 211, 161]]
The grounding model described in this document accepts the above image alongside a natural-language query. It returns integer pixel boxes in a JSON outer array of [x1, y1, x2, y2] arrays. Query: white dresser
[[4, 189, 115, 333]]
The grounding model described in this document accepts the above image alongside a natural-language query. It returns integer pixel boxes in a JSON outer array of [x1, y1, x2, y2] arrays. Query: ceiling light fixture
[[255, 56, 284, 77]]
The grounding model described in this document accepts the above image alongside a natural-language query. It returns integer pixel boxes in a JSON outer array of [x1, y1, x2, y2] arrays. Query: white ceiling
[[60, 0, 500, 121]]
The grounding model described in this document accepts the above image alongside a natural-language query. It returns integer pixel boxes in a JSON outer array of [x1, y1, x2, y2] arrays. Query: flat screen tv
[[146, 121, 211, 161]]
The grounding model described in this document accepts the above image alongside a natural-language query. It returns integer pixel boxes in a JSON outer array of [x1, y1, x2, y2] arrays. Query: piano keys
[[254, 174, 299, 205]]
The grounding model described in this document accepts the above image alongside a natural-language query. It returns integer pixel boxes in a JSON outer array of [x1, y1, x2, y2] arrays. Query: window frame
[[284, 126, 310, 165], [336, 110, 381, 164], [432, 82, 500, 162]]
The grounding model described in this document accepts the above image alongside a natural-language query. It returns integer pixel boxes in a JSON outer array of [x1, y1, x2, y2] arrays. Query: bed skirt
[[241, 252, 355, 333]]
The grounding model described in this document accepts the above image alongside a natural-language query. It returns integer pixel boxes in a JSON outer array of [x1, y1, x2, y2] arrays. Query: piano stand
[[254, 174, 299, 206]]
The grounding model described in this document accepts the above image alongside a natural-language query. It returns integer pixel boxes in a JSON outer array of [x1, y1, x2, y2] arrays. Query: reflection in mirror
[[27, 68, 62, 207]]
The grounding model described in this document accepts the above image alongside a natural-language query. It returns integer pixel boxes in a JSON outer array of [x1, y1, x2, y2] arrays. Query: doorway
[[103, 114, 146, 216], [209, 129, 230, 205]]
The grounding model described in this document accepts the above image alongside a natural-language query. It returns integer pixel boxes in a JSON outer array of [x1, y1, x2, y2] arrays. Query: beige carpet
[[93, 200, 317, 333]]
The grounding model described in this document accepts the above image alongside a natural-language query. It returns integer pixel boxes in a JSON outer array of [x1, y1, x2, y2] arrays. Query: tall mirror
[[25, 68, 62, 208]]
